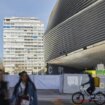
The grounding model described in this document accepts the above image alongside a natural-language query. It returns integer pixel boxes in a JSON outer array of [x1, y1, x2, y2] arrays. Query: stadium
[[44, 0, 105, 72]]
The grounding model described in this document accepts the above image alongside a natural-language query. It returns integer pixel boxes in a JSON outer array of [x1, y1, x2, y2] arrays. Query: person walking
[[11, 71, 38, 105], [0, 69, 9, 105]]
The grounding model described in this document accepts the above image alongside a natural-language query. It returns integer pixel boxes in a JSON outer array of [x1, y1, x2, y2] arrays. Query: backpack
[[93, 77, 100, 87]]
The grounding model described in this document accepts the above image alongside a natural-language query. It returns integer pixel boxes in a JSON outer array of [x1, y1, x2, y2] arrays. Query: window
[[34, 67, 37, 69], [6, 19, 10, 21], [38, 67, 41, 69]]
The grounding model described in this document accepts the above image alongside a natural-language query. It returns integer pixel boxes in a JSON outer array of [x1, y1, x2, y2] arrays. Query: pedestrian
[[11, 71, 38, 105], [0, 69, 9, 105]]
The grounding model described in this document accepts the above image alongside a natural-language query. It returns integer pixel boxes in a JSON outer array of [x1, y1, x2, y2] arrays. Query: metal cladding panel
[[45, 0, 97, 34], [44, 0, 105, 62]]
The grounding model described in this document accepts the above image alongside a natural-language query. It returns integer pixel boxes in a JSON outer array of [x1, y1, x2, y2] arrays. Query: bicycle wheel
[[94, 92, 105, 105], [72, 92, 84, 104]]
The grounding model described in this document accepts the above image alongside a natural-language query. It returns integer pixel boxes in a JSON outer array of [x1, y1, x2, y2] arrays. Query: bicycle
[[72, 85, 105, 105]]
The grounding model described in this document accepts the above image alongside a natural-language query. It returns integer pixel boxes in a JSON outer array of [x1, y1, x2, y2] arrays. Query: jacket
[[11, 82, 38, 105]]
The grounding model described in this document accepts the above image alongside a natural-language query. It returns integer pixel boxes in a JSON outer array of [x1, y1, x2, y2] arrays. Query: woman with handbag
[[0, 69, 9, 105], [11, 71, 38, 105]]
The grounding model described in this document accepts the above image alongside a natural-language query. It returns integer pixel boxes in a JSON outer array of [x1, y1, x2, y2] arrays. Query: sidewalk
[[37, 90, 95, 105], [9, 88, 95, 105], [38, 90, 71, 102]]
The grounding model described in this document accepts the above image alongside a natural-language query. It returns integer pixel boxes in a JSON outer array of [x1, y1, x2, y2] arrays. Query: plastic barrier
[[63, 74, 105, 94], [4, 74, 105, 94], [4, 75, 62, 91]]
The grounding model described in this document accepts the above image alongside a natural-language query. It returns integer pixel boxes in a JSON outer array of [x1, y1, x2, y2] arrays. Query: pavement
[[9, 88, 96, 105], [37, 90, 96, 105], [38, 101, 96, 105]]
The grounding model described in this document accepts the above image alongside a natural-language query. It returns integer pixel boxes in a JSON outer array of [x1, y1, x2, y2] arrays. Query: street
[[9, 88, 96, 105], [38, 101, 95, 105], [37, 90, 96, 105]]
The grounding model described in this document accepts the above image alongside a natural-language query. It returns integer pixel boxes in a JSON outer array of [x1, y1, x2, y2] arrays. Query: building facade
[[44, 0, 105, 70], [3, 17, 44, 74]]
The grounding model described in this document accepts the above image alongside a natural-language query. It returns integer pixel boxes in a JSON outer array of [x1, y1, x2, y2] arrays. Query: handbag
[[21, 99, 30, 105], [16, 96, 30, 105]]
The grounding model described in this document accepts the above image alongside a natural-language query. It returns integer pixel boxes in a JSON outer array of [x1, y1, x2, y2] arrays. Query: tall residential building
[[3, 17, 44, 74]]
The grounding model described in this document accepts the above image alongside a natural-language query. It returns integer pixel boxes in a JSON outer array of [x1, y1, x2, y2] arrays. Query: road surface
[[10, 88, 96, 105], [38, 90, 96, 105]]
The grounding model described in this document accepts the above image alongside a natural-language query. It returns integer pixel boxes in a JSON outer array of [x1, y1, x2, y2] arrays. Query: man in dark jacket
[[82, 73, 95, 95], [0, 69, 9, 105]]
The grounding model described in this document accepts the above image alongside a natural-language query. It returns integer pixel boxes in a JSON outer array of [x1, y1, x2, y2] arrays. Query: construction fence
[[4, 74, 105, 94]]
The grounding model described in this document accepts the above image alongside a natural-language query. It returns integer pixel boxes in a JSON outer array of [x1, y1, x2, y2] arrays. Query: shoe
[[89, 95, 95, 102], [90, 95, 95, 99]]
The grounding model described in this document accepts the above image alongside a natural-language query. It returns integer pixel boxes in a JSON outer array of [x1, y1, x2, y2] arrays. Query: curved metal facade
[[45, 0, 97, 33], [44, 0, 105, 63]]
